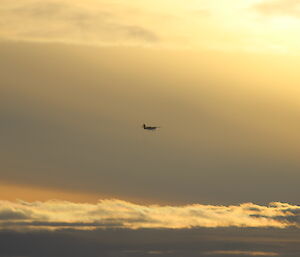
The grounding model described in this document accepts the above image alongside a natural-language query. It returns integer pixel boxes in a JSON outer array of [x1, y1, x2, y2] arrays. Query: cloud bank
[[2, 227, 299, 257], [0, 199, 299, 231]]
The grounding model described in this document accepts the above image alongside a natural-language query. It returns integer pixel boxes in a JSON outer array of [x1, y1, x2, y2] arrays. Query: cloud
[[0, 227, 299, 257], [0, 199, 299, 231], [253, 0, 300, 18], [204, 250, 279, 256], [2, 0, 300, 53], [0, 208, 31, 220], [0, 0, 159, 45]]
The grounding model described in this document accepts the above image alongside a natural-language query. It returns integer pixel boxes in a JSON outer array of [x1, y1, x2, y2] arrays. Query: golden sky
[[1, 2, 300, 256], [1, 41, 300, 205], [1, 0, 300, 206], [1, 0, 300, 53]]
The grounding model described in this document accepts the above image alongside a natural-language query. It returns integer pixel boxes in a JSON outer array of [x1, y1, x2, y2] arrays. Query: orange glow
[[0, 182, 103, 203]]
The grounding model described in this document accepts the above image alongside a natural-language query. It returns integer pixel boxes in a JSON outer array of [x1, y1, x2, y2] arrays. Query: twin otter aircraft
[[143, 123, 160, 131]]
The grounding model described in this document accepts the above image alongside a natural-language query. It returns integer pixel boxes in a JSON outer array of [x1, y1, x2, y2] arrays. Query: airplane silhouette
[[143, 123, 160, 131]]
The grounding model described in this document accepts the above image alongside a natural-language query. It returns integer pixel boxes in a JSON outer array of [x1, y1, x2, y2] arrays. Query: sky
[[1, 0, 300, 256]]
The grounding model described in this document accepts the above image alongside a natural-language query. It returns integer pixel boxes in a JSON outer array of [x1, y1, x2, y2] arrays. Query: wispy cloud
[[1, 0, 300, 53], [253, 0, 300, 18], [0, 200, 299, 231], [0, 0, 159, 45]]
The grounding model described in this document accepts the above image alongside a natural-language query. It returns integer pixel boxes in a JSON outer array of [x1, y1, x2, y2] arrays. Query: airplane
[[142, 123, 160, 131]]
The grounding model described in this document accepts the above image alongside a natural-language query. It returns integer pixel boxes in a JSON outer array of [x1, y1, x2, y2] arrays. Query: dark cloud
[[0, 221, 123, 228], [0, 210, 30, 220], [0, 228, 299, 257]]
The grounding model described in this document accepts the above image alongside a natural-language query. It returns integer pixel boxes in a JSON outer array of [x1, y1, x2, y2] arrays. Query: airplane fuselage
[[143, 124, 159, 131]]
